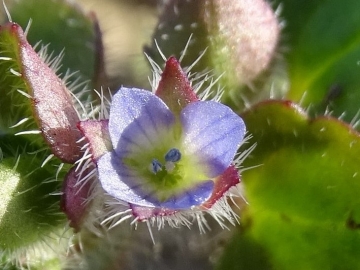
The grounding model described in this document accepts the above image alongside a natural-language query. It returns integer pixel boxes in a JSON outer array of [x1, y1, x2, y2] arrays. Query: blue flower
[[73, 57, 248, 229], [97, 86, 245, 211]]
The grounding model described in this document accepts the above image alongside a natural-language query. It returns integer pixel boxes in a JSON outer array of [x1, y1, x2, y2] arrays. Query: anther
[[165, 148, 181, 162], [150, 159, 162, 174]]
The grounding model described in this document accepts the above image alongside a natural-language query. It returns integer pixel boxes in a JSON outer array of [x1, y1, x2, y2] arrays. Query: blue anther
[[165, 148, 181, 162], [151, 159, 162, 174]]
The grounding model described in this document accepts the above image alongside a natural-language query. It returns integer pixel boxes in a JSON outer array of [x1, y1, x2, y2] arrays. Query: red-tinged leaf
[[155, 57, 199, 116], [4, 23, 83, 163]]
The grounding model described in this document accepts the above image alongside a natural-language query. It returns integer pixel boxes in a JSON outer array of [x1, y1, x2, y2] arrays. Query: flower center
[[148, 148, 182, 186], [123, 144, 208, 202]]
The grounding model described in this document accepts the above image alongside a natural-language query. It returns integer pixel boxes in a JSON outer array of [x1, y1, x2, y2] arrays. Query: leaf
[[0, 135, 66, 251], [218, 101, 360, 269], [284, 0, 360, 123]]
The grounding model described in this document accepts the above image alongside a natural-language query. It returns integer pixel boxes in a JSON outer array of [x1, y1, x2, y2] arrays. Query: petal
[[109, 87, 175, 157], [160, 180, 214, 209], [97, 151, 158, 207], [181, 101, 246, 177]]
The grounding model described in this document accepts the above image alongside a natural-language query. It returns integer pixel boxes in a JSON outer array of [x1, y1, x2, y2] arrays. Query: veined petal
[[97, 151, 158, 207], [160, 180, 214, 209], [109, 87, 175, 157], [181, 101, 246, 177]]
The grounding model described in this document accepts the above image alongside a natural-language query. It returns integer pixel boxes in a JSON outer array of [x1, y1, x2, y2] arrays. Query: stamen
[[165, 161, 175, 173], [150, 159, 162, 174], [165, 148, 181, 162]]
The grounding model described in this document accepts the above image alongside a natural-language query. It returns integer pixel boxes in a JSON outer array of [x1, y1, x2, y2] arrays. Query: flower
[[98, 86, 244, 208], [71, 57, 248, 230]]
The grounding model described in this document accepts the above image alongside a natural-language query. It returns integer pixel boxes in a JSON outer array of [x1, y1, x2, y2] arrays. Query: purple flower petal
[[97, 151, 158, 207], [109, 87, 175, 157], [181, 101, 246, 177], [160, 180, 214, 209]]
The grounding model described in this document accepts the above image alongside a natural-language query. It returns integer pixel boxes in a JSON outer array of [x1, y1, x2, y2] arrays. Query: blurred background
[[76, 0, 157, 90]]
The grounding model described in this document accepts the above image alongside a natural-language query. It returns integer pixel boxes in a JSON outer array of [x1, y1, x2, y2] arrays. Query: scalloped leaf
[[283, 0, 360, 123], [8, 0, 104, 89], [218, 101, 360, 269]]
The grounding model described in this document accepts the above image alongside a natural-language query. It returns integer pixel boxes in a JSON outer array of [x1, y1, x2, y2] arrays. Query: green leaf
[[273, 0, 326, 47], [0, 135, 65, 251], [218, 101, 360, 269], [284, 0, 360, 123], [8, 0, 103, 89], [0, 253, 61, 270]]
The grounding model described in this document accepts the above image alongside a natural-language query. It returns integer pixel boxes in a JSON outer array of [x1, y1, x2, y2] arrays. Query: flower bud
[[147, 0, 280, 98]]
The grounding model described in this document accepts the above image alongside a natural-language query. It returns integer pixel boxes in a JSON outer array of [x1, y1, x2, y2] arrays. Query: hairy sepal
[[0, 23, 83, 163]]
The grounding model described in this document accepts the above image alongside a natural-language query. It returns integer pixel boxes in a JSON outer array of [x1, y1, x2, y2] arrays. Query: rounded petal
[[160, 180, 214, 209], [131, 179, 214, 219], [181, 101, 246, 177], [97, 151, 158, 207], [109, 87, 175, 157]]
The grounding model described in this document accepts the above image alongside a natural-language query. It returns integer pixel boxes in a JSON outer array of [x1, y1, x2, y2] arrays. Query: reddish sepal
[[201, 165, 240, 209], [155, 57, 199, 116], [77, 119, 111, 161], [60, 166, 92, 230]]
